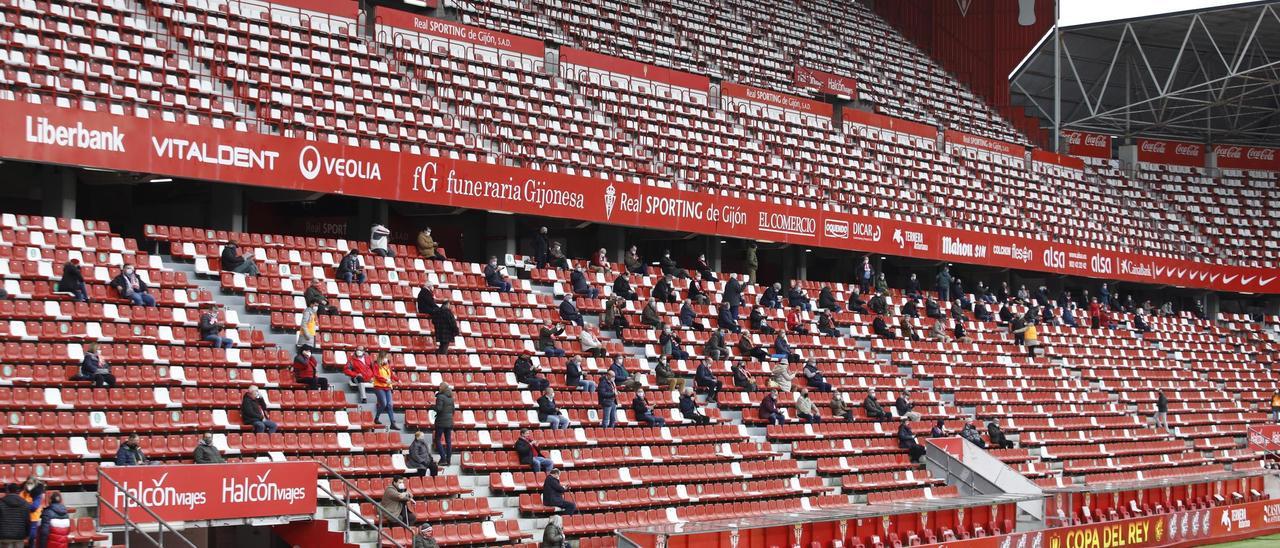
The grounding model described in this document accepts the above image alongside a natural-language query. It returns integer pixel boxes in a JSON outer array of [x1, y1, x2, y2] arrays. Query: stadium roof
[[1010, 1, 1280, 147]]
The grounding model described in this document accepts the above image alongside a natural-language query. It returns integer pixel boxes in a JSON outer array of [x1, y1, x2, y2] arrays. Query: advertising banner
[[793, 66, 858, 98], [1062, 130, 1112, 160], [97, 462, 318, 525], [4, 100, 1278, 294], [721, 82, 834, 116], [944, 129, 1025, 157], [1247, 425, 1280, 453], [921, 499, 1280, 548], [378, 9, 544, 56], [1213, 145, 1280, 171], [1137, 138, 1205, 167]]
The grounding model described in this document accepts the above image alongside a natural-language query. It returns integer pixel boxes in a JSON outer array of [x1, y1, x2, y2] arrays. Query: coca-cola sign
[[1213, 144, 1280, 171], [1062, 130, 1111, 159], [1137, 138, 1204, 166]]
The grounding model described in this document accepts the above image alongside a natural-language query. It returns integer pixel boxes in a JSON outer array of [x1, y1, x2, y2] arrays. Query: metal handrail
[[314, 460, 414, 548], [96, 469, 198, 548]]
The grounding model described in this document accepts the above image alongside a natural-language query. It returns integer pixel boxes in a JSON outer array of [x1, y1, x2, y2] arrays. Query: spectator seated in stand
[[220, 241, 260, 276], [336, 249, 366, 283]]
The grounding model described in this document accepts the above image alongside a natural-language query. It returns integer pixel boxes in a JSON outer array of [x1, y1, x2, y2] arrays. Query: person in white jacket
[[370, 224, 394, 257]]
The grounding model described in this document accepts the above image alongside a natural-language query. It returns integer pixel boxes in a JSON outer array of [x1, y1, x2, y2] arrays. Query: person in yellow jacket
[[372, 352, 398, 430], [297, 302, 318, 350], [1023, 322, 1040, 358], [1271, 390, 1280, 423]]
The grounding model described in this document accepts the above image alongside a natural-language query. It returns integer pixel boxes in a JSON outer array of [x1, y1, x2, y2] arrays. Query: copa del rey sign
[[98, 462, 318, 525]]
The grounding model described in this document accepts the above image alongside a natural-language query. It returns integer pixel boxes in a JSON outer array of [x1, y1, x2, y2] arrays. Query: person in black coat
[[748, 305, 777, 335], [871, 314, 896, 340], [815, 311, 839, 337], [801, 360, 832, 392], [906, 273, 921, 299], [761, 283, 782, 309], [431, 303, 458, 354], [987, 421, 1014, 449], [305, 279, 338, 315], [652, 276, 677, 304], [56, 259, 88, 302], [541, 469, 577, 515], [631, 389, 665, 426], [533, 226, 550, 268], [678, 387, 710, 424], [484, 257, 512, 292], [515, 429, 553, 472], [925, 297, 943, 320], [694, 359, 722, 403], [786, 281, 811, 311], [902, 298, 919, 319], [537, 388, 569, 429], [240, 386, 277, 433], [569, 268, 598, 298], [817, 287, 841, 312], [73, 343, 116, 388], [694, 254, 717, 281], [898, 419, 926, 463], [0, 483, 31, 544], [863, 388, 890, 420], [759, 388, 784, 425], [416, 285, 439, 316], [848, 292, 868, 314], [612, 275, 637, 301], [723, 275, 743, 317], [406, 431, 438, 477], [717, 301, 739, 333], [220, 242, 259, 276], [336, 249, 366, 283], [736, 334, 769, 362], [679, 299, 702, 331], [514, 352, 549, 391], [658, 250, 689, 279], [558, 294, 584, 326]]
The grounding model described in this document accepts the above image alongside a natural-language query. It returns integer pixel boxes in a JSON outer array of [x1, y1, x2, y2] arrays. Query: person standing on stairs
[[431, 303, 458, 355], [372, 351, 398, 430], [1155, 390, 1169, 429], [430, 383, 455, 465], [296, 302, 319, 351]]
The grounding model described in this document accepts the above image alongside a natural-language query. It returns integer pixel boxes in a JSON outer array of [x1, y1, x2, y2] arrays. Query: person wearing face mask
[[343, 346, 374, 403], [380, 476, 415, 528], [484, 256, 512, 292], [110, 265, 157, 307], [35, 489, 68, 548], [198, 304, 233, 349], [73, 343, 115, 388], [193, 432, 225, 464], [240, 386, 277, 433], [297, 302, 319, 351], [373, 351, 397, 430], [430, 383, 455, 465], [292, 347, 329, 391], [19, 476, 44, 547], [114, 434, 147, 466], [414, 523, 438, 548], [406, 431, 438, 478], [55, 259, 88, 303]]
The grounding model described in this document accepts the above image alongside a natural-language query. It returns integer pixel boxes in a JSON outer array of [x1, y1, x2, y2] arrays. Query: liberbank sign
[[3, 100, 1277, 294]]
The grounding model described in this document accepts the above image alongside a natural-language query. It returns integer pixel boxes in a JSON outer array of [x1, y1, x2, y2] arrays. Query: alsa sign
[[98, 462, 317, 525]]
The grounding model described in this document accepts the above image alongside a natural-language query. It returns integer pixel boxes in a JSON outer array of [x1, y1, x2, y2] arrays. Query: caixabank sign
[[98, 462, 317, 525]]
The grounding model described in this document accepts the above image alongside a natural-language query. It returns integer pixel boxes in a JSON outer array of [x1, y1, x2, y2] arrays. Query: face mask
[[355, 351, 365, 357]]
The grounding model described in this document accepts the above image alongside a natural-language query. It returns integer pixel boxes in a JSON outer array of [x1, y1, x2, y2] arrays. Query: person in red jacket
[[786, 306, 806, 335], [343, 346, 374, 403], [1087, 298, 1102, 329], [292, 347, 329, 390]]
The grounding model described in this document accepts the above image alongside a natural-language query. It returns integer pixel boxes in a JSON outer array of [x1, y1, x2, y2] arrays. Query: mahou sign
[[3, 100, 1278, 295], [98, 462, 318, 525], [1137, 138, 1205, 166], [1213, 145, 1280, 171], [1062, 130, 1112, 159]]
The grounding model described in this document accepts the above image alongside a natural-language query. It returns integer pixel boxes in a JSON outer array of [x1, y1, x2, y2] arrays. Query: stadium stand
[[0, 0, 1278, 546]]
